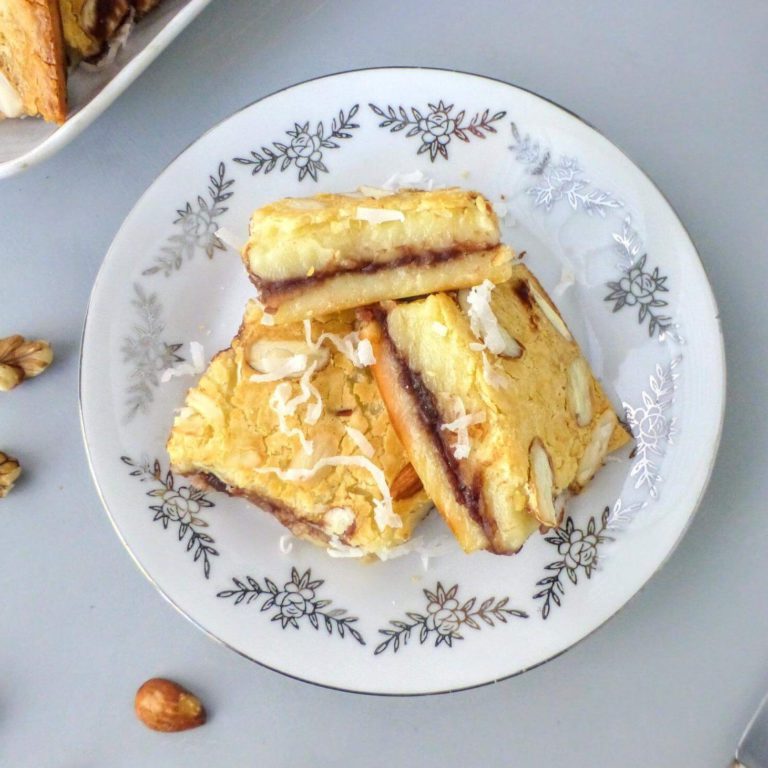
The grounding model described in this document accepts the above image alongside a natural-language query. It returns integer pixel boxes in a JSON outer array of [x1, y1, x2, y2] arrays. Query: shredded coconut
[[440, 399, 486, 460], [326, 535, 366, 558], [260, 313, 276, 326], [553, 264, 576, 297], [355, 207, 405, 224], [482, 351, 511, 390], [160, 341, 206, 383], [214, 226, 244, 252], [303, 319, 373, 368], [382, 170, 435, 191], [465, 281, 522, 358], [253, 455, 400, 531], [468, 341, 485, 352], [324, 507, 356, 535], [355, 338, 376, 366], [278, 534, 294, 554], [431, 322, 448, 337], [345, 426, 374, 458], [269, 380, 314, 456]]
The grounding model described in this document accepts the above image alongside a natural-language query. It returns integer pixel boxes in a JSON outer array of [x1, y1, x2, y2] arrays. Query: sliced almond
[[389, 463, 424, 501], [567, 357, 593, 427], [247, 339, 329, 377], [186, 390, 224, 427], [529, 281, 573, 341], [574, 410, 618, 488], [528, 438, 559, 527]]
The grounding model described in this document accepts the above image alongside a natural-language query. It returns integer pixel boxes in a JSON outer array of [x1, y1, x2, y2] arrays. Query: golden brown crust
[[0, 0, 67, 122]]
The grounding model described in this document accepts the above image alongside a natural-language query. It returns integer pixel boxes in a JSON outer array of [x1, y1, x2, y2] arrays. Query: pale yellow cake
[[242, 188, 514, 324], [167, 301, 432, 557], [359, 264, 631, 555]]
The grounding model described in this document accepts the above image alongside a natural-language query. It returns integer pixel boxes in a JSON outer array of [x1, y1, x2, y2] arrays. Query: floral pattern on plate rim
[[142, 162, 235, 278], [369, 100, 506, 161], [217, 567, 365, 645], [121, 285, 183, 421], [112, 105, 690, 636], [233, 105, 360, 182], [624, 356, 681, 499], [122, 456, 219, 578], [374, 583, 527, 654]]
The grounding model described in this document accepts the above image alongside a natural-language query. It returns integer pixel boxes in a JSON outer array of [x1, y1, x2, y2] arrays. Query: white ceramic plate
[[0, 0, 210, 179], [80, 68, 725, 695]]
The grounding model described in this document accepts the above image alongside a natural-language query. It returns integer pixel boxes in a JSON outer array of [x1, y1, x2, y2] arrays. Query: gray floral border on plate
[[142, 162, 235, 278], [624, 355, 681, 498], [122, 456, 219, 578], [217, 567, 365, 645], [374, 583, 527, 654], [121, 285, 183, 421], [233, 105, 360, 181], [369, 100, 506, 161]]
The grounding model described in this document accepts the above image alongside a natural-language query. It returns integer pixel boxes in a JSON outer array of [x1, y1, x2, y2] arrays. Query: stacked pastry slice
[[0, 0, 162, 123], [168, 187, 630, 559]]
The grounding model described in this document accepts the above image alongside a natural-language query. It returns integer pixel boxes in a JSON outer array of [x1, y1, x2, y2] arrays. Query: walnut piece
[[0, 451, 21, 498], [0, 335, 53, 390]]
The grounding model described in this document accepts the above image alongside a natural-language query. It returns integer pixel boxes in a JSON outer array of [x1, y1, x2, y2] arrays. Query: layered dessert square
[[359, 264, 631, 554], [167, 301, 432, 558], [242, 188, 515, 324]]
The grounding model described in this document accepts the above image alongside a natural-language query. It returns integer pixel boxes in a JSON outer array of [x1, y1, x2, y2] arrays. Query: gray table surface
[[1, 1, 766, 765]]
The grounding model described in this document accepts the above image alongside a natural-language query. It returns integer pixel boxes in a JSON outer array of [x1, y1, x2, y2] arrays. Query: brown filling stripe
[[252, 243, 494, 304], [375, 309, 484, 527]]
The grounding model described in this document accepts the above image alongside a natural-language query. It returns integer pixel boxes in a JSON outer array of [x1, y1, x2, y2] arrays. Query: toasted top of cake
[[360, 264, 631, 554], [0, 0, 67, 122], [244, 188, 501, 281], [167, 301, 431, 557]]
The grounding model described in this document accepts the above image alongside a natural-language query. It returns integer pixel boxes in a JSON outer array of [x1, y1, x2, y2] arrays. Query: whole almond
[[390, 463, 423, 500], [134, 678, 206, 733]]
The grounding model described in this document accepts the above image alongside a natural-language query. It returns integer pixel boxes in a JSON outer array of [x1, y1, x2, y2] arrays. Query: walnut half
[[0, 451, 21, 498], [0, 335, 53, 391]]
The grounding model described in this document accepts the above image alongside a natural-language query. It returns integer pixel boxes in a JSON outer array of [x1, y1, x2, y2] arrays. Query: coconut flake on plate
[[553, 263, 577, 297], [326, 535, 366, 558], [214, 226, 245, 252], [382, 169, 435, 191], [160, 341, 206, 382], [278, 534, 295, 554]]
